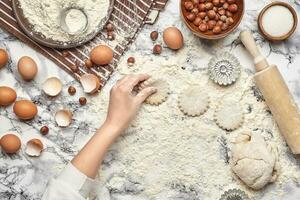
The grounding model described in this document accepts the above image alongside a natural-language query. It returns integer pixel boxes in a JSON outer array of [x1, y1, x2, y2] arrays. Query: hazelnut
[[218, 9, 226, 15], [226, 17, 234, 25], [106, 23, 114, 32], [198, 3, 206, 12], [68, 86, 76, 95], [193, 17, 202, 26], [70, 64, 79, 73], [205, 2, 213, 10], [62, 50, 70, 57], [217, 20, 224, 26], [40, 126, 49, 135], [207, 10, 216, 19], [220, 15, 227, 22], [212, 0, 220, 6], [153, 44, 162, 54], [198, 23, 208, 32], [127, 57, 135, 66], [107, 31, 115, 40], [215, 13, 220, 21], [223, 2, 229, 9], [213, 7, 218, 12], [227, 0, 236, 4], [184, 1, 194, 11], [150, 31, 159, 41], [207, 20, 217, 30], [228, 4, 238, 13], [199, 0, 205, 2], [192, 0, 199, 4], [191, 8, 199, 15], [221, 23, 229, 31], [79, 97, 87, 105], [220, 0, 225, 3], [186, 13, 196, 21], [85, 59, 93, 68], [212, 25, 222, 34], [198, 12, 206, 19], [204, 16, 209, 22], [226, 11, 233, 17]]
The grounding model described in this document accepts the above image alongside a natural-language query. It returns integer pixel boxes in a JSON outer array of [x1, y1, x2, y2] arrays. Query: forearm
[[71, 121, 122, 179]]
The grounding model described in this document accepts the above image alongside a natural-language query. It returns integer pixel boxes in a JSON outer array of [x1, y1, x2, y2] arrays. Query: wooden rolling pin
[[240, 30, 300, 154]]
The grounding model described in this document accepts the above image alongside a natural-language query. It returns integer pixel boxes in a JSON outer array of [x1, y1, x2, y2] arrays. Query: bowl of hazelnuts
[[180, 0, 244, 40]]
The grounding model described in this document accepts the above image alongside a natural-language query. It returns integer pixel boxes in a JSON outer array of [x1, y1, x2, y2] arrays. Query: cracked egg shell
[[13, 100, 38, 120], [80, 74, 100, 94], [55, 109, 72, 127], [25, 139, 44, 157], [43, 77, 62, 97], [90, 45, 113, 65], [0, 86, 17, 106], [0, 133, 21, 154]]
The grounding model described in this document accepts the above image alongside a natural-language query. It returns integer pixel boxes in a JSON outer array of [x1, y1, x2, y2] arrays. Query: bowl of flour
[[12, 0, 114, 48]]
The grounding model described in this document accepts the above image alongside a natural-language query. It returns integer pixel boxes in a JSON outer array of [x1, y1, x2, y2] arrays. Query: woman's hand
[[105, 74, 156, 134]]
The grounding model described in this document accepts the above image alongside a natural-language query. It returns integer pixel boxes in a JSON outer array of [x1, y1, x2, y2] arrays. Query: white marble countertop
[[1, 0, 300, 199]]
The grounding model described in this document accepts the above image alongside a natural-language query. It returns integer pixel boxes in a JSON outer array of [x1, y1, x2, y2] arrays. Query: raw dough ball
[[230, 132, 278, 190]]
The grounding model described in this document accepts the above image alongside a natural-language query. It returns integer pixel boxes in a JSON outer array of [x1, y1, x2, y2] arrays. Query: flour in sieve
[[90, 46, 300, 199], [19, 0, 110, 42]]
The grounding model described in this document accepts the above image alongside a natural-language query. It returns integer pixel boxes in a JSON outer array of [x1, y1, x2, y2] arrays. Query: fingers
[[135, 87, 157, 104], [127, 74, 150, 89]]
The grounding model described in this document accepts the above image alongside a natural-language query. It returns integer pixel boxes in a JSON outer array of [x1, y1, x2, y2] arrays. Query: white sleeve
[[42, 163, 96, 200]]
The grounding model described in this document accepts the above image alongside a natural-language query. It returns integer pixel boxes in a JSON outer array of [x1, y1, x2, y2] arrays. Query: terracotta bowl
[[180, 0, 244, 40], [258, 2, 298, 42]]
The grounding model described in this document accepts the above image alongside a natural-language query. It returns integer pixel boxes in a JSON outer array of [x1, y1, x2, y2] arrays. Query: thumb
[[135, 87, 157, 104]]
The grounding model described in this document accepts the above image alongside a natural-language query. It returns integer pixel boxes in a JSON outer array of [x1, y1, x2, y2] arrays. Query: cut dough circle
[[230, 132, 279, 190], [139, 78, 169, 105], [178, 86, 209, 116], [214, 100, 244, 131]]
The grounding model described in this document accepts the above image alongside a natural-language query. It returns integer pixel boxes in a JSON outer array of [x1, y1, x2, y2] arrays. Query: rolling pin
[[240, 30, 300, 154]]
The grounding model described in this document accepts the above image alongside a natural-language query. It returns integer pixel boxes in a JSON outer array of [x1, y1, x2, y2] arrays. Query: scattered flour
[[91, 45, 300, 199], [19, 0, 110, 42]]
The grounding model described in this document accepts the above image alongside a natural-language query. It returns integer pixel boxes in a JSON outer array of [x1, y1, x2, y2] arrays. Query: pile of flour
[[89, 33, 300, 198], [19, 0, 110, 42]]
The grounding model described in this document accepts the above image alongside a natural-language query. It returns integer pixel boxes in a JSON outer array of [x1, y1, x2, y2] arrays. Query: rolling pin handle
[[240, 30, 269, 72]]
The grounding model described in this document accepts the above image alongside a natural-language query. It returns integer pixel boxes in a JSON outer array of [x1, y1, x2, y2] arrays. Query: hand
[[105, 74, 156, 134]]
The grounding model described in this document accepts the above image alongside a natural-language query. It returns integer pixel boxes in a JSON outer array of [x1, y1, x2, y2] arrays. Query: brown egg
[[90, 45, 113, 65], [0, 134, 21, 154], [17, 56, 38, 81], [163, 27, 184, 50], [0, 49, 9, 69], [0, 86, 17, 106], [13, 100, 38, 120]]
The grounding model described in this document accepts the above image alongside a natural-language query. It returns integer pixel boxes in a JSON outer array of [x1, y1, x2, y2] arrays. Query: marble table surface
[[1, 0, 300, 199]]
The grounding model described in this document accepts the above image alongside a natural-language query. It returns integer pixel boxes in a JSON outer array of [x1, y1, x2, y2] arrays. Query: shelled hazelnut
[[106, 23, 114, 32], [150, 31, 159, 41], [107, 31, 115, 40], [40, 126, 49, 135], [79, 97, 87, 105], [184, 1, 194, 10], [199, 23, 208, 32], [187, 13, 196, 21], [183, 0, 240, 35], [153, 44, 162, 54], [127, 57, 135, 66], [68, 86, 76, 95], [193, 17, 202, 26]]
